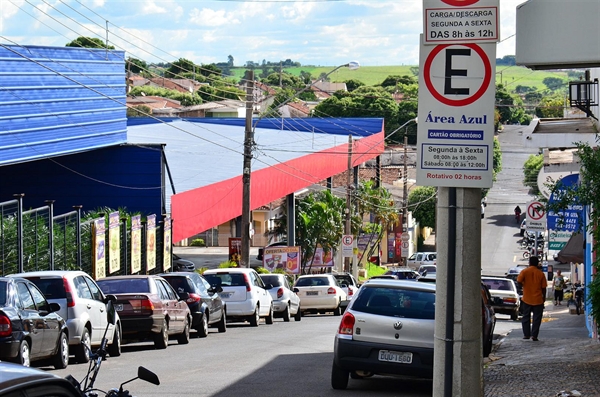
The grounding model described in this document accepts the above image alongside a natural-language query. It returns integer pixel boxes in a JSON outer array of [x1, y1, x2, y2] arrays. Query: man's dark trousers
[[521, 300, 544, 338]]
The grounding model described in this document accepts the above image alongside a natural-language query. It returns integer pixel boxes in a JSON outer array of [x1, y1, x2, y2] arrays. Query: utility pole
[[345, 135, 353, 273], [402, 134, 409, 266], [241, 70, 254, 268]]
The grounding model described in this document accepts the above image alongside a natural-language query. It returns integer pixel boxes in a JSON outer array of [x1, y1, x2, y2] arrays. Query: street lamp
[[398, 118, 418, 265], [240, 62, 360, 268]]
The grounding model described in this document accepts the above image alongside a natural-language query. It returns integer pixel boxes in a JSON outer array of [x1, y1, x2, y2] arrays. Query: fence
[[0, 196, 170, 278]]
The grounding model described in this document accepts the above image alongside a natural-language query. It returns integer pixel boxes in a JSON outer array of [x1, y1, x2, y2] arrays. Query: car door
[[197, 275, 223, 322], [28, 282, 61, 356], [284, 277, 300, 313], [250, 271, 271, 316], [73, 275, 104, 345], [83, 275, 115, 342], [15, 281, 44, 356], [155, 279, 184, 333]]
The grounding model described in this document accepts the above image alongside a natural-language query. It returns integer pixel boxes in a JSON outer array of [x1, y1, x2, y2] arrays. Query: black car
[[384, 268, 420, 280], [161, 272, 227, 337], [0, 362, 81, 396], [0, 277, 69, 369], [173, 254, 196, 272]]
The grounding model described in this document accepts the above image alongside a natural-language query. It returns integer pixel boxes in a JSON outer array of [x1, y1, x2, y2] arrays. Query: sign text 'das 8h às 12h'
[[416, 37, 496, 188]]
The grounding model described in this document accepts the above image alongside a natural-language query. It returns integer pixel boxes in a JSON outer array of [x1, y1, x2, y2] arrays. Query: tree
[[380, 75, 417, 88], [496, 84, 530, 125], [492, 137, 503, 182], [227, 55, 234, 67], [523, 154, 543, 195], [165, 58, 196, 79], [66, 36, 115, 49], [535, 94, 564, 118], [344, 79, 365, 92], [126, 57, 147, 74], [126, 105, 152, 118], [408, 186, 437, 229], [542, 77, 566, 91], [129, 86, 202, 107]]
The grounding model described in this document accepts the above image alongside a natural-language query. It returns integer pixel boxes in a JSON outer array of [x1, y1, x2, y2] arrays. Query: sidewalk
[[484, 302, 600, 396]]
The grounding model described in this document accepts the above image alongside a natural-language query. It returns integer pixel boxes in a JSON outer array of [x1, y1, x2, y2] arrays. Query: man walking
[[517, 256, 547, 341]]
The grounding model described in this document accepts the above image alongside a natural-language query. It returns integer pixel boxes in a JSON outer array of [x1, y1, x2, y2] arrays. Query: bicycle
[[574, 283, 585, 315]]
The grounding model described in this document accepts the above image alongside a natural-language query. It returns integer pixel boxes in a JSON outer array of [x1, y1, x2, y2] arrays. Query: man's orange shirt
[[517, 266, 548, 305]]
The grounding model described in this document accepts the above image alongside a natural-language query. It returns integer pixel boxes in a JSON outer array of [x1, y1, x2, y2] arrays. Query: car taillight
[[243, 274, 251, 292], [63, 277, 75, 308], [131, 299, 154, 314], [277, 288, 284, 299], [348, 287, 354, 297], [338, 312, 355, 337], [187, 293, 202, 304], [0, 314, 12, 337], [503, 297, 518, 304], [328, 287, 336, 295]]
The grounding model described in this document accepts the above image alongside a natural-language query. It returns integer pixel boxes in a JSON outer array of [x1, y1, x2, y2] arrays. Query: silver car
[[10, 270, 121, 363], [331, 279, 435, 389], [259, 274, 301, 322]]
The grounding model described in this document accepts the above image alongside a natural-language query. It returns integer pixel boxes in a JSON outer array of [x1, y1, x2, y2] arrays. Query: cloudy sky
[[0, 0, 522, 67]]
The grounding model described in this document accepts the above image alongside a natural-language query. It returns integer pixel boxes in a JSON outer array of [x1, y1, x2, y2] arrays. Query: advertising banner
[[163, 216, 172, 271], [146, 215, 156, 272], [92, 218, 106, 280], [307, 247, 334, 268], [263, 246, 301, 274], [229, 238, 241, 264], [130, 215, 142, 274], [108, 212, 120, 274]]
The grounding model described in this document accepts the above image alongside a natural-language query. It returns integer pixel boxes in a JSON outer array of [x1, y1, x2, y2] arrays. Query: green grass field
[[229, 64, 572, 93]]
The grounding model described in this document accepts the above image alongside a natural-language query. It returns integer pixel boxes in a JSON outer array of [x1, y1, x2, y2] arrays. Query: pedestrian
[[517, 256, 548, 341], [553, 270, 565, 306]]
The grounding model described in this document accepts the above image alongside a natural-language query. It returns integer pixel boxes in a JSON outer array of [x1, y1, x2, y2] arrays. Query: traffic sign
[[401, 241, 410, 257], [401, 232, 411, 242], [342, 234, 355, 258], [526, 201, 546, 232], [424, 0, 500, 45]]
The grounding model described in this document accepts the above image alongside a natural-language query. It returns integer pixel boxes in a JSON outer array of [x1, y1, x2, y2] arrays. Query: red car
[[96, 275, 191, 349]]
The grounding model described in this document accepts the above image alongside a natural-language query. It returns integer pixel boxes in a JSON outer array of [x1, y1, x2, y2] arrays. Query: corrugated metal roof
[[0, 44, 127, 166]]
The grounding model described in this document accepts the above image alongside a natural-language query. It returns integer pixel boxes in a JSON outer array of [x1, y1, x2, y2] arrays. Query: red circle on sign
[[528, 202, 545, 220], [423, 43, 492, 107], [441, 0, 479, 6]]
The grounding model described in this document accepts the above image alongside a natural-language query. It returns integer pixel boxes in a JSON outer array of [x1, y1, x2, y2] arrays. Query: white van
[[407, 252, 437, 270]]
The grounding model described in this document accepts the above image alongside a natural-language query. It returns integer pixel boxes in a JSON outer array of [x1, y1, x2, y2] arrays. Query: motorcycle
[[65, 295, 160, 397]]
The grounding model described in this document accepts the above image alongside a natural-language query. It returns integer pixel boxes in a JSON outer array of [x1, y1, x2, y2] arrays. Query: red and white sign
[[424, 0, 500, 45], [526, 201, 547, 232], [401, 241, 410, 257], [342, 234, 355, 258]]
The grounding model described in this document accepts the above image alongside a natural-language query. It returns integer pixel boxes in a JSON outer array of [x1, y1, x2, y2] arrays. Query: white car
[[333, 273, 360, 306], [203, 268, 273, 326], [406, 252, 436, 270], [481, 276, 521, 320], [259, 274, 301, 322], [294, 275, 347, 316], [418, 264, 437, 279], [10, 270, 121, 363]]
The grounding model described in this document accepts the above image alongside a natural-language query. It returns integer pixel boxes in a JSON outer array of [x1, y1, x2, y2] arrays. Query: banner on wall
[[229, 238, 242, 264], [92, 218, 106, 280], [163, 216, 172, 271], [306, 247, 334, 268], [131, 215, 142, 274], [146, 215, 156, 272], [263, 246, 301, 274], [108, 212, 120, 274]]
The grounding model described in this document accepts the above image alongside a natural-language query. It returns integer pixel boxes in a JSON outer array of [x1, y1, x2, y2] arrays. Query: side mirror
[[293, 287, 300, 293], [49, 302, 61, 313], [106, 300, 116, 325], [104, 294, 117, 304], [138, 366, 160, 386], [209, 286, 223, 294], [340, 284, 348, 288]]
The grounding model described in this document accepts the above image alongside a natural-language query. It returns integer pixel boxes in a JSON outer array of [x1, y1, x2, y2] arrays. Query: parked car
[[0, 277, 69, 369], [259, 274, 301, 322], [160, 272, 226, 337], [406, 252, 436, 269], [203, 268, 273, 326], [418, 264, 437, 279], [172, 254, 196, 272], [10, 270, 121, 362], [332, 273, 360, 303], [257, 240, 288, 261], [294, 274, 347, 316], [369, 275, 399, 280], [520, 218, 527, 236], [481, 282, 497, 357], [0, 362, 82, 396], [506, 264, 527, 276], [481, 276, 521, 321], [331, 279, 436, 389], [96, 275, 191, 349], [384, 267, 420, 280]]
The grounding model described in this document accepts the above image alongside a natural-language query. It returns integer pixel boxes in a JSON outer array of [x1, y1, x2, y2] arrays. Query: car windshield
[[334, 275, 353, 286], [25, 277, 66, 299], [482, 279, 514, 292], [260, 275, 282, 287], [97, 278, 150, 294], [203, 273, 246, 287], [351, 286, 435, 320], [0, 281, 6, 307], [295, 277, 330, 287]]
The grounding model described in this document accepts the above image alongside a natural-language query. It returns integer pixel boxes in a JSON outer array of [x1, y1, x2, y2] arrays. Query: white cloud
[[189, 8, 240, 27], [280, 2, 316, 23], [142, 1, 167, 15]]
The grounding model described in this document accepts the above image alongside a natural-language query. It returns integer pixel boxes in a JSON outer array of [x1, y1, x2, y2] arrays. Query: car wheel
[[331, 361, 349, 390], [108, 324, 121, 357], [75, 327, 91, 363], [53, 332, 69, 369], [249, 306, 260, 327], [483, 331, 493, 358], [333, 301, 342, 316], [154, 319, 169, 349], [282, 304, 291, 322], [14, 340, 31, 367], [265, 305, 274, 325], [511, 310, 519, 321], [178, 316, 191, 344], [217, 309, 227, 333], [197, 313, 209, 338], [294, 307, 302, 321]]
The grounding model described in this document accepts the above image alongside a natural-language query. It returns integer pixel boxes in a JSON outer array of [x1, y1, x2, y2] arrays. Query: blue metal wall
[[0, 144, 164, 217], [0, 45, 127, 166]]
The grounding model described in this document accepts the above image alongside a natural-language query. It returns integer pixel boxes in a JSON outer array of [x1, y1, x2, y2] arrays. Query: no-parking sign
[[526, 201, 547, 232]]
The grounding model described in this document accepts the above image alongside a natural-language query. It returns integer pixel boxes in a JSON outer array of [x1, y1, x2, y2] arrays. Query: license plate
[[114, 304, 123, 312], [220, 292, 232, 299], [306, 291, 318, 296], [378, 350, 413, 364]]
